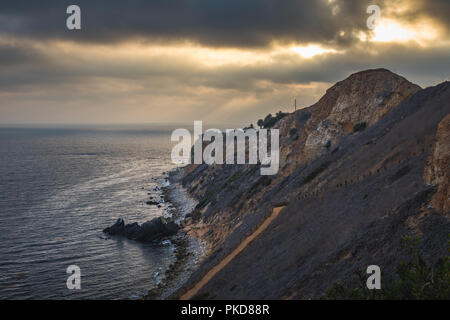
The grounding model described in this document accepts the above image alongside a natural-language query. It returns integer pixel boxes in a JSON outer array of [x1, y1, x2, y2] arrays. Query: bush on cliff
[[257, 111, 288, 128], [300, 161, 330, 186], [324, 235, 450, 300], [353, 122, 367, 132]]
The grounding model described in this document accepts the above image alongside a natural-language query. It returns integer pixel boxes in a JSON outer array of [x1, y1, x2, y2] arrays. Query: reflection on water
[[0, 126, 179, 299]]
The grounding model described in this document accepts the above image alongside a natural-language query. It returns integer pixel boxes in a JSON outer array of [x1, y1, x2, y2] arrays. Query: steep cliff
[[175, 70, 449, 299], [424, 114, 450, 213], [181, 69, 421, 250]]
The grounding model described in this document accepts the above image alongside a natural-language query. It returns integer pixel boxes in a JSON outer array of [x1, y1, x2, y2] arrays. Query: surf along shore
[[144, 166, 286, 300], [143, 168, 206, 299]]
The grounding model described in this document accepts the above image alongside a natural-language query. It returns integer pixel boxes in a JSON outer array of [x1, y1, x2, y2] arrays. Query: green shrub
[[231, 171, 243, 182], [257, 111, 289, 128], [190, 209, 202, 221], [353, 122, 367, 132], [300, 161, 330, 185], [323, 235, 450, 300], [248, 175, 272, 195], [195, 198, 210, 210], [192, 292, 210, 300], [261, 176, 272, 186], [245, 165, 260, 176]]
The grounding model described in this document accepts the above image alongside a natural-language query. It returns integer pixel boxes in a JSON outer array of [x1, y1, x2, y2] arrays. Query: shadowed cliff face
[[424, 114, 450, 213], [182, 69, 422, 249], [176, 70, 449, 299]]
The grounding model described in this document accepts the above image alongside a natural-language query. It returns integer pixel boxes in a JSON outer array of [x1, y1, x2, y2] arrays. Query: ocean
[[0, 125, 182, 299]]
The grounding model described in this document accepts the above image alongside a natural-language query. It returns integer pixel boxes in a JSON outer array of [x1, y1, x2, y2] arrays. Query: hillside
[[173, 69, 449, 299]]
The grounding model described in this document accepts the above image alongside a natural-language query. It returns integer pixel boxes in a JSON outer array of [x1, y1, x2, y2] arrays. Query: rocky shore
[[142, 168, 207, 299], [101, 166, 207, 300]]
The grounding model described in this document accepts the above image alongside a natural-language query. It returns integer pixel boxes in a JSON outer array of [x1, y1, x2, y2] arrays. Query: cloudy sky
[[1, 0, 449, 125]]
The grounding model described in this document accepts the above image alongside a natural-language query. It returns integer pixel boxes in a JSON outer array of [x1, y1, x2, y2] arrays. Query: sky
[[0, 0, 449, 126]]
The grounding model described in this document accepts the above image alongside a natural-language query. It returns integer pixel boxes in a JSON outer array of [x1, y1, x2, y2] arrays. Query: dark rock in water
[[146, 200, 159, 205], [124, 222, 140, 238], [103, 217, 178, 242], [135, 218, 178, 242], [103, 218, 125, 235]]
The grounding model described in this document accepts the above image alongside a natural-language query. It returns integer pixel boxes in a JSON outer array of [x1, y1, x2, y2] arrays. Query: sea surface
[[0, 125, 183, 299]]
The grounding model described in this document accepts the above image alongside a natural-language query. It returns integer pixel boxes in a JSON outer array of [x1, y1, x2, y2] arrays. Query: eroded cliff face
[[181, 69, 421, 250], [175, 72, 449, 300], [424, 114, 450, 213]]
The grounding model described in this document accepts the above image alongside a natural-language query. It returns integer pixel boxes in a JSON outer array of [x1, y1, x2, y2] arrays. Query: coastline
[[144, 167, 207, 300]]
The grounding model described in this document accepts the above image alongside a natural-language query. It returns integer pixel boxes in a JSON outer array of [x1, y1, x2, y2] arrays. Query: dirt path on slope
[[180, 206, 285, 300]]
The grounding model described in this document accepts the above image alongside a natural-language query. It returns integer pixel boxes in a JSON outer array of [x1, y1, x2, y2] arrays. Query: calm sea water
[[0, 125, 181, 299]]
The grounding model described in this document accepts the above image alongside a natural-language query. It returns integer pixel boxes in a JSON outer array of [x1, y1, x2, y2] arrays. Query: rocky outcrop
[[288, 68, 421, 163], [424, 114, 450, 213], [103, 217, 178, 242]]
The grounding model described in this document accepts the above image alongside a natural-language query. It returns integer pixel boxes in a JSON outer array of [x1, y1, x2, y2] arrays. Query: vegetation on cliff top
[[257, 111, 289, 129]]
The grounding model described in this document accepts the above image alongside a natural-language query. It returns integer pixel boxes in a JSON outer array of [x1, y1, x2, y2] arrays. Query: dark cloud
[[0, 0, 376, 47], [421, 0, 450, 26], [1, 0, 448, 47], [0, 42, 44, 66]]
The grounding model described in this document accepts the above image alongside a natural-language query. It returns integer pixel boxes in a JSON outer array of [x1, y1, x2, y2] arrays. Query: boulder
[[135, 218, 178, 242], [103, 217, 178, 242], [102, 218, 125, 235]]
